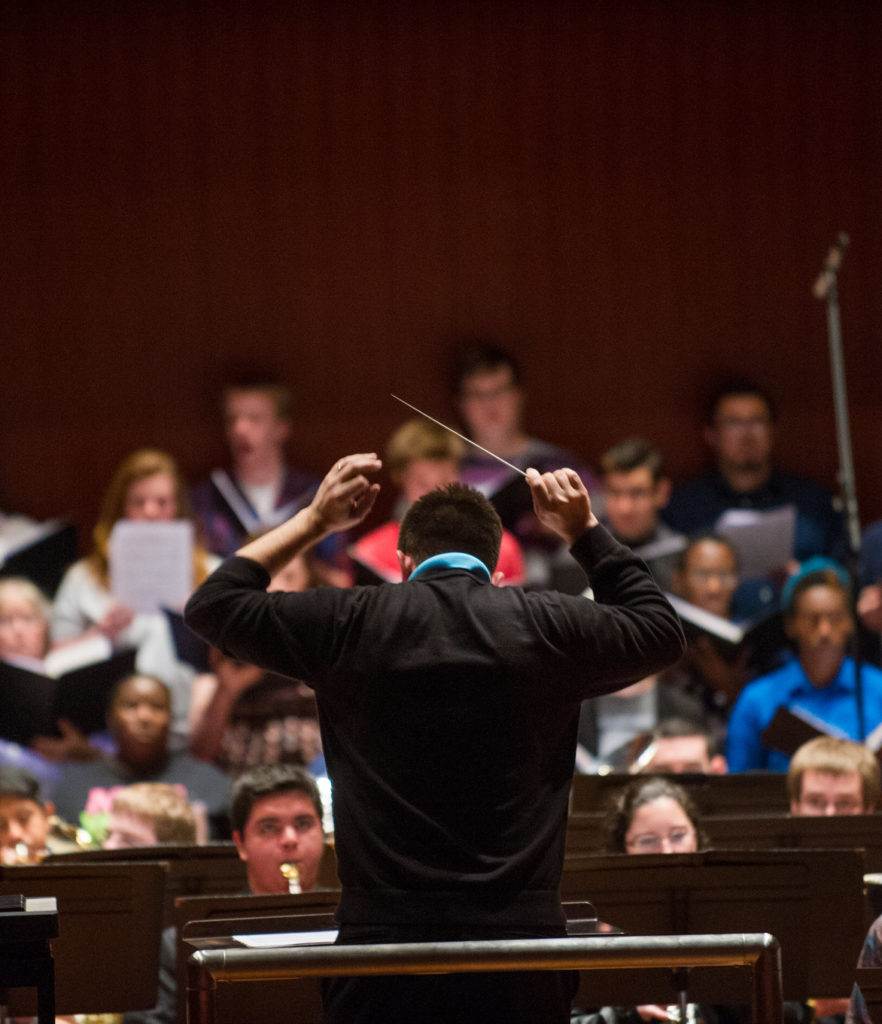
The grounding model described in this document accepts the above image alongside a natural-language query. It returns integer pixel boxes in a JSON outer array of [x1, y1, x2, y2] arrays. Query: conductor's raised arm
[[526, 465, 599, 546], [234, 453, 382, 576]]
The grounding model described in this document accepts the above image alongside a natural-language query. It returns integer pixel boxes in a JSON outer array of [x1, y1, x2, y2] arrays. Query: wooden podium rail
[[187, 933, 784, 1024]]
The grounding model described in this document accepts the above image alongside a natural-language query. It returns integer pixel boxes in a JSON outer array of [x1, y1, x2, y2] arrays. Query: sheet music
[[714, 504, 796, 578], [0, 513, 47, 562], [109, 520, 194, 612], [43, 633, 113, 677], [234, 929, 338, 947]]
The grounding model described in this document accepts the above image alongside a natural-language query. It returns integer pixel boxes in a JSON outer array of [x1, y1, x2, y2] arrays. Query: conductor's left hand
[[309, 453, 383, 535]]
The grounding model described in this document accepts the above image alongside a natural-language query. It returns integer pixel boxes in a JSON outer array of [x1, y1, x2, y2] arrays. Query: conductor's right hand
[[526, 467, 598, 548], [308, 453, 383, 536]]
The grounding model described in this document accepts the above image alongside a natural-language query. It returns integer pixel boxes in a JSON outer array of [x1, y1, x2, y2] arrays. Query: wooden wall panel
[[1, 1, 880, 549]]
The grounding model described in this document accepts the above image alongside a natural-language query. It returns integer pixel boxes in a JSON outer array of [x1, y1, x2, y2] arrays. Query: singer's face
[[124, 473, 178, 521], [233, 790, 324, 895], [708, 395, 773, 473], [111, 676, 172, 762], [224, 390, 291, 467], [791, 769, 867, 816], [645, 736, 714, 775], [603, 466, 669, 542], [457, 367, 523, 445], [675, 539, 739, 619], [0, 592, 49, 660], [786, 584, 853, 674]]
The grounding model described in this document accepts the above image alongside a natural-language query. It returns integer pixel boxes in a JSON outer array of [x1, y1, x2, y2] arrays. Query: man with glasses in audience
[[663, 379, 843, 567], [787, 736, 880, 817]]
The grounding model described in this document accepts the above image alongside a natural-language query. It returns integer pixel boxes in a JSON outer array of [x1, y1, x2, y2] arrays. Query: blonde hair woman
[[51, 450, 216, 746]]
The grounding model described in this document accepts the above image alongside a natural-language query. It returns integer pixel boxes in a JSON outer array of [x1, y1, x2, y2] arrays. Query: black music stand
[[0, 862, 164, 1015], [569, 771, 788, 817], [44, 843, 248, 925], [0, 895, 57, 1024], [173, 890, 341, 1024], [561, 847, 865, 1002], [702, 812, 882, 873]]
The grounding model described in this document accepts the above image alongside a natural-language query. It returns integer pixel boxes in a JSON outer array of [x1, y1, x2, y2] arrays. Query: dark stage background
[[2, 1, 880, 549]]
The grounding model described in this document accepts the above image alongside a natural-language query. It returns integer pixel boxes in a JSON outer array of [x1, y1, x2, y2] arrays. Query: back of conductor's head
[[397, 482, 503, 572]]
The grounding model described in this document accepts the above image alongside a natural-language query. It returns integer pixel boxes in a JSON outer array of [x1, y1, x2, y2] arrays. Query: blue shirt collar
[[408, 552, 491, 581], [788, 656, 855, 696]]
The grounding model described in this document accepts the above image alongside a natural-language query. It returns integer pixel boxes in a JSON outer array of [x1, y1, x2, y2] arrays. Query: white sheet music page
[[109, 520, 194, 612], [714, 504, 796, 578]]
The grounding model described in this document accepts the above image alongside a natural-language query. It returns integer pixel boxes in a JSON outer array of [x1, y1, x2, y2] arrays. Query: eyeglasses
[[0, 612, 43, 629], [605, 486, 656, 502], [460, 383, 517, 403], [799, 796, 864, 815], [625, 827, 695, 853], [715, 416, 770, 433], [686, 569, 738, 585]]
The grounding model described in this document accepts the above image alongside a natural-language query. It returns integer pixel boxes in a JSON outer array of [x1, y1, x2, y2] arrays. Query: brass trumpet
[[280, 861, 301, 894]]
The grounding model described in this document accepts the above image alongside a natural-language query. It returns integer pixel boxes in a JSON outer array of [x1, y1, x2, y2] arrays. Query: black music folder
[[761, 704, 882, 758], [164, 607, 212, 673], [665, 592, 784, 660], [0, 647, 136, 745], [0, 519, 78, 597]]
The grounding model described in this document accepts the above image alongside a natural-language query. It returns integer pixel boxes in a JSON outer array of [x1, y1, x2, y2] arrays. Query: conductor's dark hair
[[0, 766, 45, 807], [706, 378, 776, 424], [231, 764, 323, 836], [604, 776, 707, 854], [453, 342, 522, 392], [398, 482, 503, 572]]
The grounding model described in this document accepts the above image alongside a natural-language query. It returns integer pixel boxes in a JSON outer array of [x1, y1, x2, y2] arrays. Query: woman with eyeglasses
[[604, 776, 706, 856], [571, 780, 712, 1024]]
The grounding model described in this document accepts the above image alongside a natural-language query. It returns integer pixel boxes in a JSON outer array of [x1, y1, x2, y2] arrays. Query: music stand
[[561, 848, 865, 1001], [0, 862, 164, 1014]]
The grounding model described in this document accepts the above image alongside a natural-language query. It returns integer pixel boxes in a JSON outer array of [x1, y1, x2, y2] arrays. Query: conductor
[[185, 452, 685, 1024]]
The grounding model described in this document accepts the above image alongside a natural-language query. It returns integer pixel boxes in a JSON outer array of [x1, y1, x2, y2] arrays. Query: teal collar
[[408, 552, 492, 581]]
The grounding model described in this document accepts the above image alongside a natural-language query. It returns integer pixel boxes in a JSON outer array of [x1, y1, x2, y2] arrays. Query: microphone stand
[[814, 233, 865, 739]]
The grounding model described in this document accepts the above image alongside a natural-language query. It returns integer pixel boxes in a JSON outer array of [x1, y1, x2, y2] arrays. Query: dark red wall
[[2, 1, 880, 548]]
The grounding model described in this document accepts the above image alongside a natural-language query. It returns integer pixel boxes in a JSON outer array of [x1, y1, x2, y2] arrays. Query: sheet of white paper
[[714, 504, 796, 578], [109, 520, 194, 613], [43, 634, 114, 677], [234, 930, 339, 948]]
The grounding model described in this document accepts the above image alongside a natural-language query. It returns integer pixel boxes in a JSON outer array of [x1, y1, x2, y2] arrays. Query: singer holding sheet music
[[51, 449, 215, 747], [185, 452, 684, 1024], [663, 380, 844, 582]]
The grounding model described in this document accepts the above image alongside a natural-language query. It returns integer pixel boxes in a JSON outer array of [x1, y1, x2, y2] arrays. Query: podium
[[185, 933, 784, 1024]]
